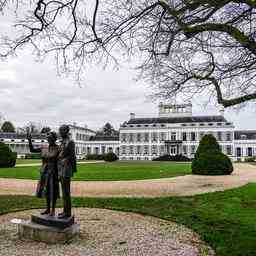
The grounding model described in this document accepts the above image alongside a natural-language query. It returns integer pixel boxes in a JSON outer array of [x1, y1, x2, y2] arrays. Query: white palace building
[[0, 103, 256, 161]]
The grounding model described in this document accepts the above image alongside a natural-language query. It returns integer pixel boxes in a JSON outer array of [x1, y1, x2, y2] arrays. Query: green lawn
[[15, 159, 99, 165], [1, 183, 256, 256], [16, 159, 41, 165], [0, 161, 191, 181]]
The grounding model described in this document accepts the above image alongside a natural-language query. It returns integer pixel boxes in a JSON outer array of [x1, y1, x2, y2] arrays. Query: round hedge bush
[[192, 152, 233, 175], [103, 152, 118, 162], [192, 134, 233, 175], [0, 142, 17, 168], [194, 134, 220, 158]]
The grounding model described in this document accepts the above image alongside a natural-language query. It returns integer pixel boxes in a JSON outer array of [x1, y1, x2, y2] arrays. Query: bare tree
[[1, 0, 256, 107]]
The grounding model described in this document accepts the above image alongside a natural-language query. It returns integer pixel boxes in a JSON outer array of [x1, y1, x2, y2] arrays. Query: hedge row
[[152, 154, 191, 162], [86, 152, 118, 162]]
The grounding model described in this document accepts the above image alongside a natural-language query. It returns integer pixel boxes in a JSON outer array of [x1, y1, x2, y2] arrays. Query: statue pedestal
[[17, 214, 79, 244]]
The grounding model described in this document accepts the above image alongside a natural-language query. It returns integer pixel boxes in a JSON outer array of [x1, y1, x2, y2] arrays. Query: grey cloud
[[0, 46, 255, 132]]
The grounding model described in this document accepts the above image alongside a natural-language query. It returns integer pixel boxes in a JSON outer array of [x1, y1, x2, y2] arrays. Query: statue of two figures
[[27, 125, 77, 219]]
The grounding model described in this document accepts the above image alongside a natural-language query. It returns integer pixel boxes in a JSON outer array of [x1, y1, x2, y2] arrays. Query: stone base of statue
[[17, 214, 79, 244]]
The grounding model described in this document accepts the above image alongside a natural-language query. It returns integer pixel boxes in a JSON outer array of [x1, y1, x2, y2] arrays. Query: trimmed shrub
[[25, 153, 41, 159], [86, 154, 104, 160], [192, 134, 233, 175], [103, 152, 118, 162], [194, 134, 220, 159], [0, 142, 17, 168], [192, 152, 233, 175], [152, 154, 191, 162], [244, 157, 256, 162]]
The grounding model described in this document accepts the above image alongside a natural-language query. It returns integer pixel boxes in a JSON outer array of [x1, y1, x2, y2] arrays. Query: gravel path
[[0, 163, 255, 197], [0, 208, 214, 256]]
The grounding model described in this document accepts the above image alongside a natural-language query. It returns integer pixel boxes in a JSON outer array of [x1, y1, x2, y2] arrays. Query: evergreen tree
[[1, 121, 15, 133]]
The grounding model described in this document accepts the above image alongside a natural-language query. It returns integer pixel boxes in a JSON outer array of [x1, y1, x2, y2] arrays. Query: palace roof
[[125, 115, 227, 125], [234, 130, 256, 140]]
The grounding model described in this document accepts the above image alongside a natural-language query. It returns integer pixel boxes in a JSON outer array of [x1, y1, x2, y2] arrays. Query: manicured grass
[[1, 183, 256, 256], [15, 159, 100, 165], [0, 161, 191, 181], [16, 159, 41, 165]]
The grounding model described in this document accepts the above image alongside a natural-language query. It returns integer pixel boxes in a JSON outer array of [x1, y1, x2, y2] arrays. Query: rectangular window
[[151, 145, 157, 155], [191, 132, 196, 141], [144, 133, 149, 142], [129, 145, 134, 154], [160, 132, 166, 141], [152, 132, 158, 142], [217, 132, 222, 141], [160, 145, 165, 155], [182, 132, 187, 141], [144, 145, 149, 155], [226, 132, 232, 141], [170, 145, 176, 154], [121, 133, 126, 142], [101, 146, 105, 154], [129, 133, 134, 142], [248, 147, 253, 157], [183, 145, 187, 155], [136, 145, 141, 154], [137, 133, 141, 142], [121, 146, 126, 155], [171, 132, 176, 141], [236, 147, 242, 157], [226, 145, 232, 155]]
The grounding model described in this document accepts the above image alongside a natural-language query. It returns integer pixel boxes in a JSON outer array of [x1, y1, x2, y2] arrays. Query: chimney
[[130, 113, 135, 119]]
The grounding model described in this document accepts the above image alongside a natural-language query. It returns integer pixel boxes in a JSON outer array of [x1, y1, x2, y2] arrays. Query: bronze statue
[[57, 125, 77, 219], [27, 132, 59, 216]]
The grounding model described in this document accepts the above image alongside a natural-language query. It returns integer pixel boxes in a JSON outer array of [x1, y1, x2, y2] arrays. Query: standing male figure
[[58, 125, 77, 219]]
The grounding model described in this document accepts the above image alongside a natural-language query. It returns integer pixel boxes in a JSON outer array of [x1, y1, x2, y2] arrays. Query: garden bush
[[192, 134, 233, 175], [103, 152, 118, 162], [244, 157, 256, 162], [25, 153, 41, 159], [152, 154, 191, 162], [0, 142, 17, 168], [192, 152, 233, 175], [86, 154, 104, 160]]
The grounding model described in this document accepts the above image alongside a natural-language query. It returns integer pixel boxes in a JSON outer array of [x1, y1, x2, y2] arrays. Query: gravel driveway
[[0, 208, 214, 256], [0, 163, 255, 197]]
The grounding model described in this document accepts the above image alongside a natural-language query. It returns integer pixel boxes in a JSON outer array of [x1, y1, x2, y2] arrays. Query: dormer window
[[208, 123, 213, 126], [199, 123, 205, 126]]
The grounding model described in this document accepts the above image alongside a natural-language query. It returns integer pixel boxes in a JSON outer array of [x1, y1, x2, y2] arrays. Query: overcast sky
[[0, 50, 255, 132], [0, 5, 255, 132]]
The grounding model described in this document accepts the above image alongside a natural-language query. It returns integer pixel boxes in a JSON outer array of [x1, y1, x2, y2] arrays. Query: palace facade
[[1, 103, 255, 161]]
